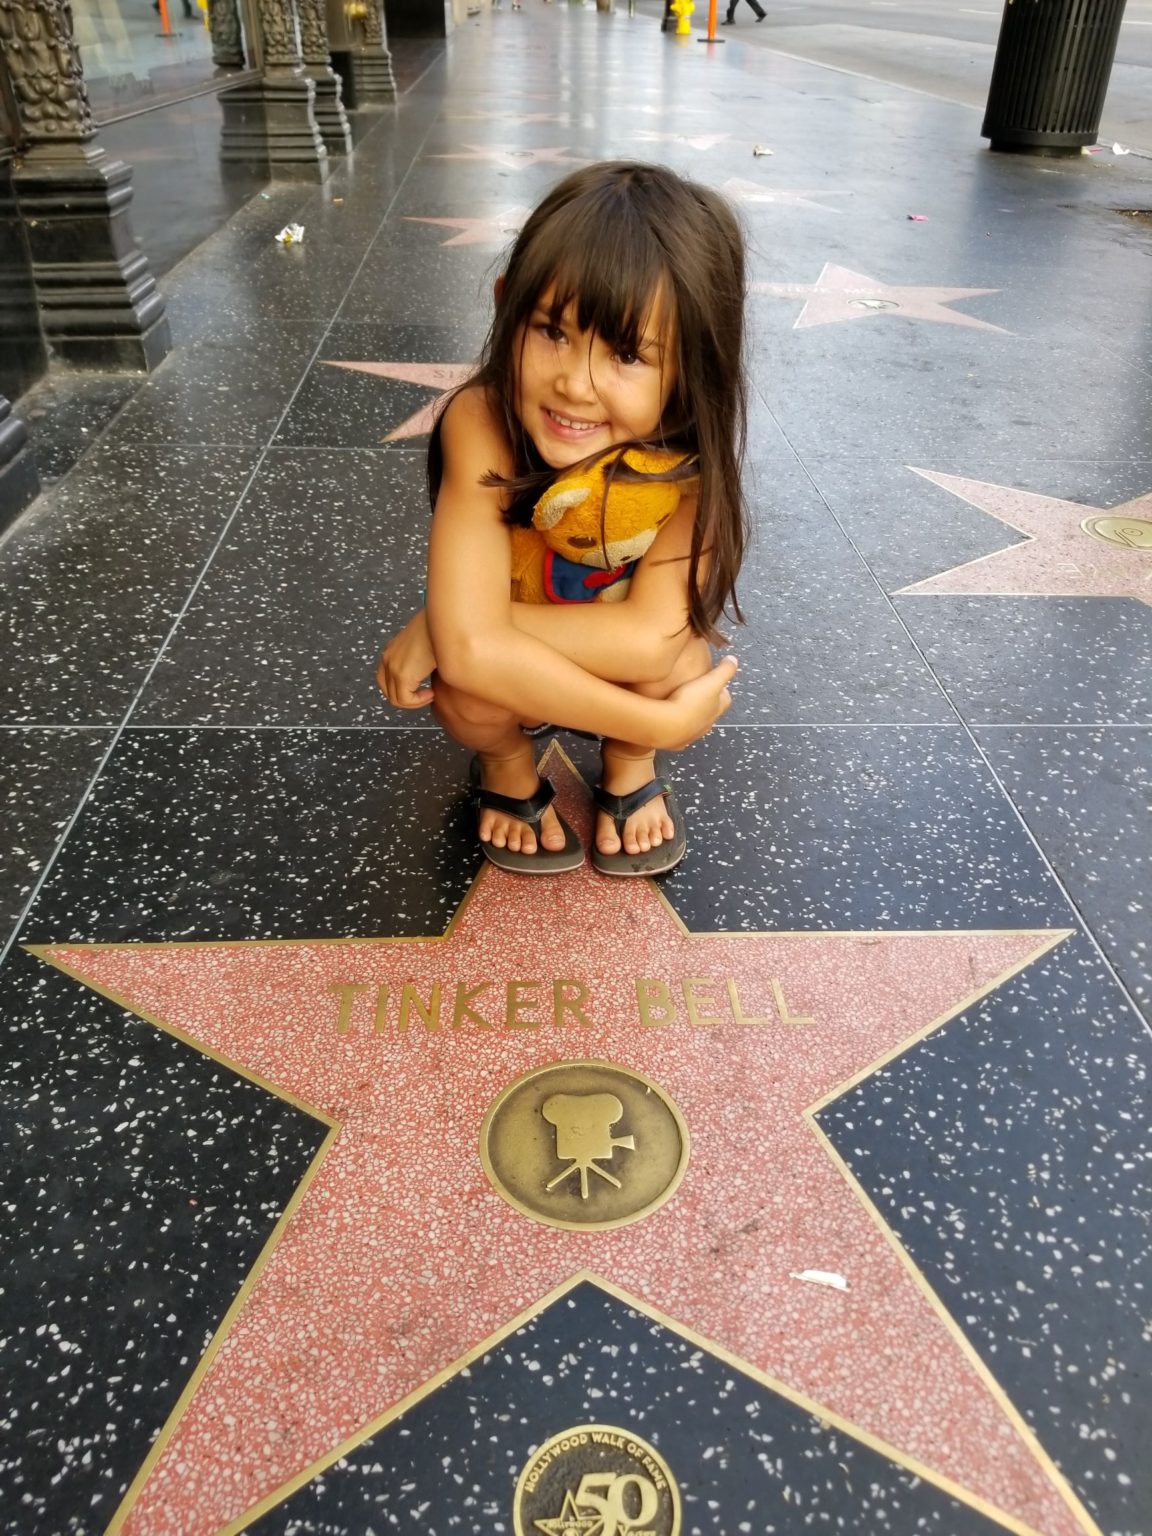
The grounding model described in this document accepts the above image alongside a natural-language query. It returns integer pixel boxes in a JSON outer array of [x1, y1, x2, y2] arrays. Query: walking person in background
[[721, 0, 765, 23]]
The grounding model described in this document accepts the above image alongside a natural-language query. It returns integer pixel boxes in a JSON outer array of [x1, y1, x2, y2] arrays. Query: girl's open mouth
[[543, 407, 605, 439]]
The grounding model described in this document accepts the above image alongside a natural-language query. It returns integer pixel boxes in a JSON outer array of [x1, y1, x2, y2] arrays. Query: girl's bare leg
[[432, 677, 567, 855], [596, 638, 712, 857]]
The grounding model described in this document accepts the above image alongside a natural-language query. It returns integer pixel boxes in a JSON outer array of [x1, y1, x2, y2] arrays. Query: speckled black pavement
[[2, 9, 1150, 1536]]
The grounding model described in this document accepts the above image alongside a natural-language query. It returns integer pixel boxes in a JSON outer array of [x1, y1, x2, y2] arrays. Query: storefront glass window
[[72, 0, 254, 122]]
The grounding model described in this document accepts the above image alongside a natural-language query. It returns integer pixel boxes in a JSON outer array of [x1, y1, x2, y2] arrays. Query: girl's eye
[[615, 349, 642, 367], [539, 323, 566, 344]]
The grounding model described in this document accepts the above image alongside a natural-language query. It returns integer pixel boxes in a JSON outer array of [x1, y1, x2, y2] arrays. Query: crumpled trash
[[275, 223, 305, 245], [907, 213, 928, 221], [791, 1269, 849, 1291], [1113, 142, 1131, 156], [752, 144, 773, 157]]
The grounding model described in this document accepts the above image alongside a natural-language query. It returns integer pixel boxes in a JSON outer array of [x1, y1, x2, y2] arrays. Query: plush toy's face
[[533, 484, 679, 568], [532, 448, 688, 570]]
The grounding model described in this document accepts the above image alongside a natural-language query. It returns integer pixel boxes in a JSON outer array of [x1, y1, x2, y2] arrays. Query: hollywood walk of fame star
[[444, 111, 572, 123], [752, 262, 1006, 331], [634, 131, 731, 152], [403, 207, 531, 247], [722, 176, 850, 215], [898, 470, 1152, 606], [629, 104, 706, 116], [32, 761, 1093, 1536], [428, 145, 585, 170], [321, 360, 473, 440]]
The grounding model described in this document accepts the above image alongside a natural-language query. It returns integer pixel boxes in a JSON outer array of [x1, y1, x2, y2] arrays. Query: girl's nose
[[557, 350, 597, 402]]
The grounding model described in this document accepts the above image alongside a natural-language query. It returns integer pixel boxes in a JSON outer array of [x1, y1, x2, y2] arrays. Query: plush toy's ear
[[534, 486, 589, 530]]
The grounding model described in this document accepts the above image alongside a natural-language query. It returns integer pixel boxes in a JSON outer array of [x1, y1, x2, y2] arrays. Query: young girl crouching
[[379, 161, 749, 877]]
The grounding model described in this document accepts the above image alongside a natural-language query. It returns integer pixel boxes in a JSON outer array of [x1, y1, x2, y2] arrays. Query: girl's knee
[[631, 637, 713, 700], [433, 678, 518, 732]]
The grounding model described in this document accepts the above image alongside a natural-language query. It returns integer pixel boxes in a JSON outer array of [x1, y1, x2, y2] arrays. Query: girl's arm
[[424, 389, 733, 749]]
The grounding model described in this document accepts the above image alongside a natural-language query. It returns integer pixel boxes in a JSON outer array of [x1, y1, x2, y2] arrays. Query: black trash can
[[982, 0, 1128, 154]]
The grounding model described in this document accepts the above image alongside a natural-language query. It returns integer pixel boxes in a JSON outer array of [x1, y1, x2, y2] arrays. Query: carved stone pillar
[[297, 0, 351, 155], [0, 0, 171, 370], [219, 0, 330, 180], [208, 0, 246, 67], [0, 393, 39, 530], [354, 0, 396, 103]]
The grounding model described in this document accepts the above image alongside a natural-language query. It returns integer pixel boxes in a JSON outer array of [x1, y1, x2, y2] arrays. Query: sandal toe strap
[[593, 778, 669, 832], [474, 774, 557, 826]]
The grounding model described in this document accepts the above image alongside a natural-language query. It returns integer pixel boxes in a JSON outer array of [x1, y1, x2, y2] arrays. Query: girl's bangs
[[528, 203, 673, 353]]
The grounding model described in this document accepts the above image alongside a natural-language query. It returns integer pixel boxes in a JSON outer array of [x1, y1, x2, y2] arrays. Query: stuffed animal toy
[[510, 445, 696, 605]]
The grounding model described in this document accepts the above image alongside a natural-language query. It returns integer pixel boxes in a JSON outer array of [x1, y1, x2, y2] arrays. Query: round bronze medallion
[[848, 297, 900, 312], [1081, 513, 1152, 551], [479, 1060, 689, 1231], [514, 1424, 681, 1536]]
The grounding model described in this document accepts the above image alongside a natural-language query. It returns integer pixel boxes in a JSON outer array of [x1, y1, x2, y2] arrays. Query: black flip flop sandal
[[591, 778, 686, 877], [470, 758, 584, 874]]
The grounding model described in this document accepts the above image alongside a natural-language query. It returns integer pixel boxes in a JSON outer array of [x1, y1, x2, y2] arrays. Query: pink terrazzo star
[[444, 111, 571, 123], [321, 360, 473, 439], [752, 262, 1005, 330], [403, 207, 531, 246], [899, 470, 1152, 606], [635, 130, 731, 151], [35, 766, 1089, 1536], [428, 144, 585, 169], [723, 176, 851, 214], [630, 104, 707, 116]]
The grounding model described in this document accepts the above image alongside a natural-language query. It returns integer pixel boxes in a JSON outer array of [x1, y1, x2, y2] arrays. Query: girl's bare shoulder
[[440, 383, 512, 472]]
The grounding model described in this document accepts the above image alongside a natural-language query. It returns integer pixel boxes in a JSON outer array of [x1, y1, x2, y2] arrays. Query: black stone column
[[326, 0, 395, 106], [354, 0, 396, 102], [0, 96, 43, 523], [298, 0, 352, 154], [0, 392, 39, 530], [219, 0, 331, 179], [0, 0, 170, 370], [208, 0, 247, 66]]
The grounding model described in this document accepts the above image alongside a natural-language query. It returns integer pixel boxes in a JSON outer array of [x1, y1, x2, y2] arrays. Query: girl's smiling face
[[513, 284, 679, 469]]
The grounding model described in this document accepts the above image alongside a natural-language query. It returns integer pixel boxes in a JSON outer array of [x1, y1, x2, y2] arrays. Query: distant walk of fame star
[[32, 755, 1090, 1536], [630, 104, 707, 116], [427, 144, 585, 170], [722, 177, 850, 214], [403, 208, 530, 247], [752, 262, 1005, 331], [444, 111, 571, 123], [900, 469, 1152, 606], [321, 360, 473, 440], [635, 130, 731, 151]]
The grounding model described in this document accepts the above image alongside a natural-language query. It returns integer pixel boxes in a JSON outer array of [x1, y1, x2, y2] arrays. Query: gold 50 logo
[[513, 1424, 680, 1536]]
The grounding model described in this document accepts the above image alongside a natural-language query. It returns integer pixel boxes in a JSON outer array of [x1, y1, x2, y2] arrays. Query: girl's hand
[[377, 609, 437, 708], [661, 655, 738, 749]]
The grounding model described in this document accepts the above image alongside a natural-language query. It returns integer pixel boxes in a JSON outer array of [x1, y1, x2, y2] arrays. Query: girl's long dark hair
[[430, 161, 750, 641]]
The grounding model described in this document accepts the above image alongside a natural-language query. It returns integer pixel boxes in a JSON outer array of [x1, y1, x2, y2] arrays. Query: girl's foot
[[595, 750, 674, 857], [477, 748, 568, 856]]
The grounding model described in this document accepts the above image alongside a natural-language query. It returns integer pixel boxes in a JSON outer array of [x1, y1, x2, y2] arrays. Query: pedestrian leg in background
[[722, 0, 765, 20]]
